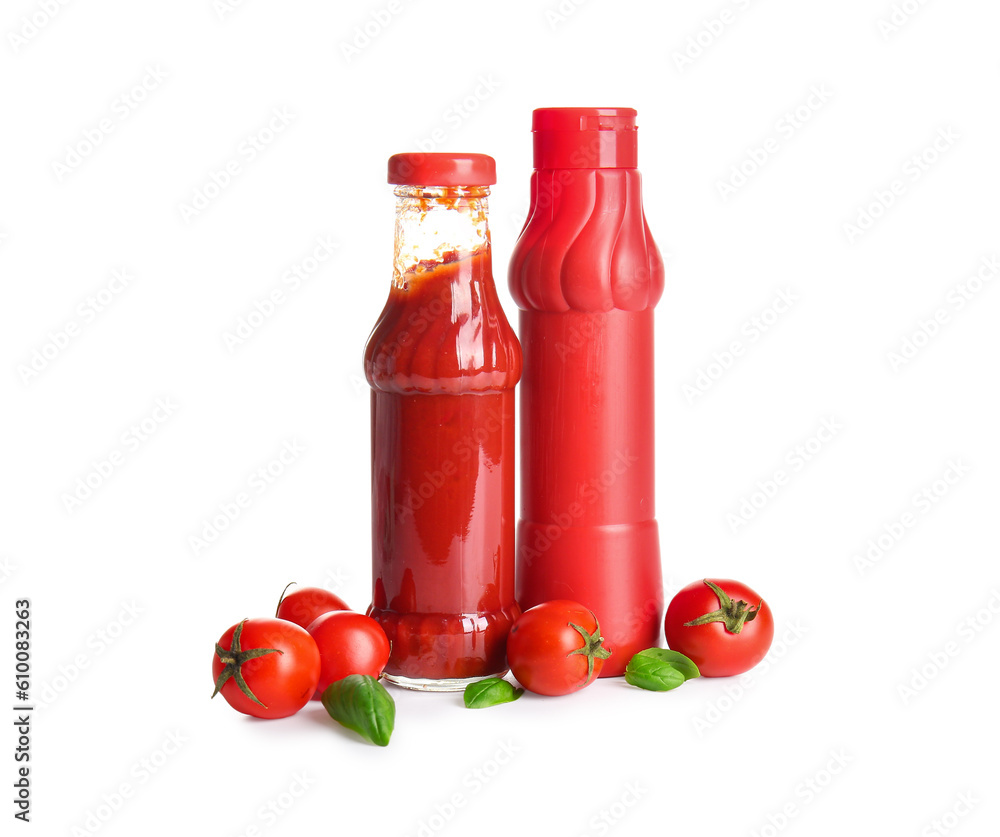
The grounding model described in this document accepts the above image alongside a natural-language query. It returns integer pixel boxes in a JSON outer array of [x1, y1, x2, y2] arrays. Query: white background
[[2, 0, 999, 835]]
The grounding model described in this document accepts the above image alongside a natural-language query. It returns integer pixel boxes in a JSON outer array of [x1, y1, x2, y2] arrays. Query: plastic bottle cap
[[532, 107, 638, 170], [388, 153, 497, 186]]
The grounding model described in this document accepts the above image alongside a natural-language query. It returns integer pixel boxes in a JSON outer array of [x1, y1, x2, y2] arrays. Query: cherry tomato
[[664, 579, 774, 677], [506, 600, 611, 696], [275, 584, 351, 629], [212, 618, 320, 719], [307, 611, 390, 699]]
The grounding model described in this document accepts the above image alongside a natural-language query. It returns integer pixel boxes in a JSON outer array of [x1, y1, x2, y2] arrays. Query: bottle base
[[367, 604, 520, 685], [382, 671, 509, 693]]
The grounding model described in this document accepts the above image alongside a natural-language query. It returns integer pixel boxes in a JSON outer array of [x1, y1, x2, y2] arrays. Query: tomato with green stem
[[506, 600, 611, 696], [212, 618, 320, 719], [664, 579, 773, 677]]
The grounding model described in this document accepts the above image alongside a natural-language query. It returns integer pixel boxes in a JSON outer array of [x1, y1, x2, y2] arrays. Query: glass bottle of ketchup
[[364, 153, 522, 691], [509, 108, 666, 676]]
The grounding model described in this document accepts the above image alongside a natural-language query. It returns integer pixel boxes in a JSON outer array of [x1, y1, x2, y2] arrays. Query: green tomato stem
[[682, 580, 762, 635], [566, 619, 612, 685], [211, 619, 283, 708]]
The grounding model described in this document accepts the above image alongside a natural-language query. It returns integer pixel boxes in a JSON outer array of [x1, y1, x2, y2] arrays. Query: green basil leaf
[[634, 648, 701, 681], [322, 675, 395, 746], [625, 648, 700, 692], [625, 661, 685, 692], [463, 678, 524, 709]]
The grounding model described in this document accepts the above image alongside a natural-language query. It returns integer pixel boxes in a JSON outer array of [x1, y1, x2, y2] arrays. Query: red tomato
[[275, 584, 351, 629], [307, 611, 390, 698], [506, 600, 611, 696], [212, 618, 320, 719], [664, 579, 774, 677]]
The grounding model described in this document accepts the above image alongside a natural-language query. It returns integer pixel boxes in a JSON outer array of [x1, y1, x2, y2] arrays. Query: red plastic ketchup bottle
[[365, 153, 522, 691], [509, 108, 665, 676]]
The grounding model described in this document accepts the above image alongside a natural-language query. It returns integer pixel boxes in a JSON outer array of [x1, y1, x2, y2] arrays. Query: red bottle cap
[[532, 107, 638, 170], [387, 153, 497, 186]]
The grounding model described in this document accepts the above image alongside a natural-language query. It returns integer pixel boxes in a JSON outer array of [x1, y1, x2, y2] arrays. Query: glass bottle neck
[[393, 186, 492, 286]]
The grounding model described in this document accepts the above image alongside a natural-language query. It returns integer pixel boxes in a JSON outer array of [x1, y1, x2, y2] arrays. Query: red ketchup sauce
[[365, 223, 522, 686]]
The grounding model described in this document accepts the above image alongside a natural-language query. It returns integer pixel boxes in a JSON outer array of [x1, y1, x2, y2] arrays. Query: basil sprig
[[625, 648, 700, 692], [464, 678, 524, 709], [322, 675, 395, 746]]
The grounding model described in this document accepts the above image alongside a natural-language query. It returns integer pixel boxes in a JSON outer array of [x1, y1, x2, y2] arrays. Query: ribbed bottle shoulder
[[365, 252, 522, 395], [509, 168, 665, 313]]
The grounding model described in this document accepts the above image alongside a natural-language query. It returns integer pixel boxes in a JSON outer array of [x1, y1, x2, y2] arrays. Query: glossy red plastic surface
[[365, 247, 522, 682], [509, 110, 664, 676]]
